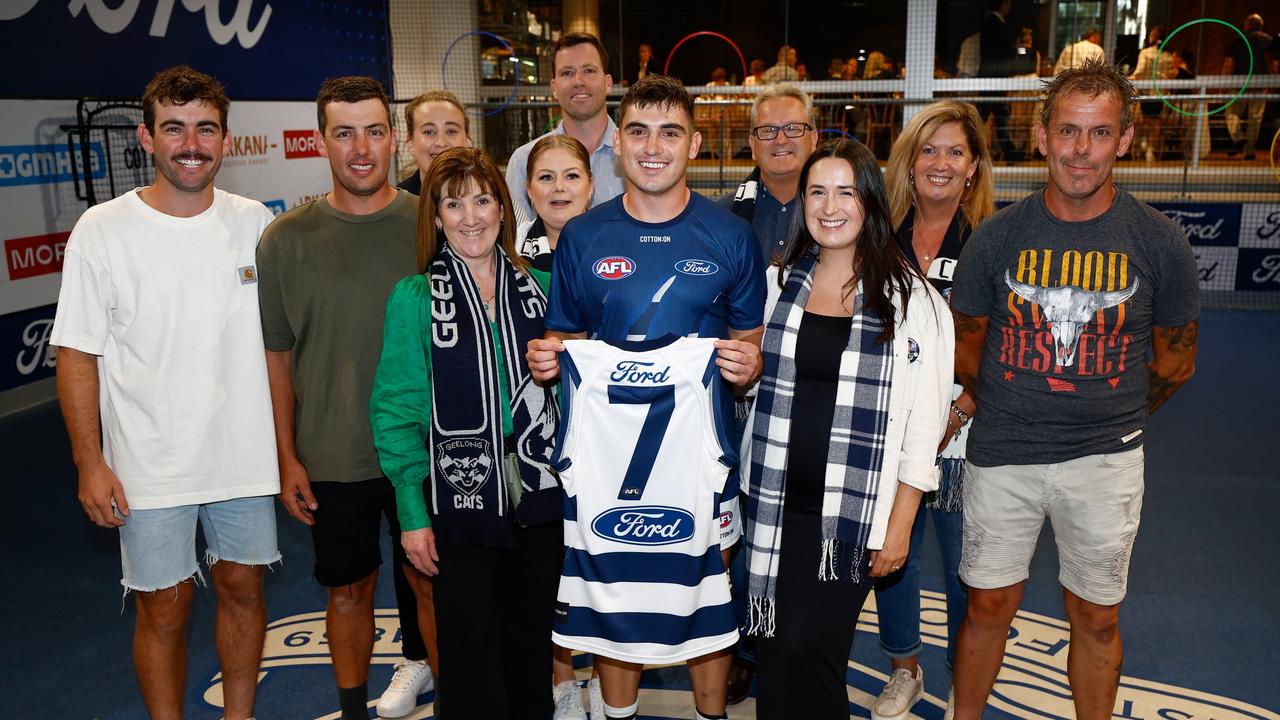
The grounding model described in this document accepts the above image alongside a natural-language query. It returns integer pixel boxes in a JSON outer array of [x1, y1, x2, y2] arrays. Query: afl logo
[[591, 506, 695, 546], [594, 256, 635, 280], [675, 259, 719, 275]]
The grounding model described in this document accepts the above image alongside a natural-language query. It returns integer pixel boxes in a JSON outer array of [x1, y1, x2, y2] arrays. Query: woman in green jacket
[[370, 146, 561, 720]]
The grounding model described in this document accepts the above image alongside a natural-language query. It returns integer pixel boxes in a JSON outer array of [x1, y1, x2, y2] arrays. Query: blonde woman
[[514, 134, 604, 720], [517, 134, 593, 273], [870, 100, 995, 720]]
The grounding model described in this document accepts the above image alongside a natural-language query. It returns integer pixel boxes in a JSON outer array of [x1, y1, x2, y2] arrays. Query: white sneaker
[[376, 659, 434, 718], [943, 688, 955, 720], [553, 679, 588, 720], [871, 666, 924, 720], [587, 676, 605, 718]]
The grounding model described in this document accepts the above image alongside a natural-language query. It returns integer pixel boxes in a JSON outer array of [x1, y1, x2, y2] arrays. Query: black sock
[[337, 683, 368, 720]]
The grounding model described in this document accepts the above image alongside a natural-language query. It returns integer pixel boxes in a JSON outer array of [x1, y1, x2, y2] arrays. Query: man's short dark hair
[[551, 32, 610, 75], [142, 65, 229, 134], [316, 76, 390, 133], [1040, 58, 1137, 130], [618, 74, 695, 128]]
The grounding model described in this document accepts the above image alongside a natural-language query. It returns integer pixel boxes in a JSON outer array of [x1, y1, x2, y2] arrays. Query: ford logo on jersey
[[675, 259, 719, 275], [609, 360, 671, 384], [590, 506, 695, 546], [594, 256, 635, 280]]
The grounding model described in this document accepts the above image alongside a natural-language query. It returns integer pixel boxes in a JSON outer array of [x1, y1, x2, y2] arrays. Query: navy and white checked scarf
[[429, 244, 561, 547], [743, 254, 895, 637]]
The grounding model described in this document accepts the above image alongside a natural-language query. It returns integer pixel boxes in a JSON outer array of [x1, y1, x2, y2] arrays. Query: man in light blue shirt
[[506, 32, 625, 224]]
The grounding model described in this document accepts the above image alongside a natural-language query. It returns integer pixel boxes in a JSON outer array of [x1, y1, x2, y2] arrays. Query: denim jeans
[[872, 503, 967, 668]]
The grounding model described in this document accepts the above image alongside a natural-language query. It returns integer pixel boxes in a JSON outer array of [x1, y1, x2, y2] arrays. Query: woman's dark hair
[[778, 139, 918, 342]]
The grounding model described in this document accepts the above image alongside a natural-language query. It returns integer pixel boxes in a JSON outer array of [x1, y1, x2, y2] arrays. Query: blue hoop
[[818, 128, 858, 142], [442, 31, 519, 117]]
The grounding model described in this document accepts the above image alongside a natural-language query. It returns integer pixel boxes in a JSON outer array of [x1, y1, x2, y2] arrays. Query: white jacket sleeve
[[895, 284, 955, 493]]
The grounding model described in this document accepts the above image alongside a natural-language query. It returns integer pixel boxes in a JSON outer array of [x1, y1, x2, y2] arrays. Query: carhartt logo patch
[[239, 265, 257, 284]]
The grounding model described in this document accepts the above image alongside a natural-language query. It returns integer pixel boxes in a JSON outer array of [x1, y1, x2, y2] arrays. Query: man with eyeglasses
[[506, 32, 626, 224], [719, 84, 818, 264]]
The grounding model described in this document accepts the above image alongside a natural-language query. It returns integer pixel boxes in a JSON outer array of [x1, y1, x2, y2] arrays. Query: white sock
[[604, 699, 639, 719], [695, 710, 728, 720]]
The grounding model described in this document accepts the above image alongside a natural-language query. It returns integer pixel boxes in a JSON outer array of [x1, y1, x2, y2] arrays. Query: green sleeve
[[529, 266, 552, 295], [493, 322, 515, 437], [370, 275, 434, 531]]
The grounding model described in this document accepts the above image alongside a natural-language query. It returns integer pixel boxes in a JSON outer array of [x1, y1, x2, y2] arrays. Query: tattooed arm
[[1147, 319, 1198, 414], [952, 309, 989, 399]]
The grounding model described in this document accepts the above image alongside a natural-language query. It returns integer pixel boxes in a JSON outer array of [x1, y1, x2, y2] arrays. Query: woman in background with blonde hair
[[869, 100, 995, 720]]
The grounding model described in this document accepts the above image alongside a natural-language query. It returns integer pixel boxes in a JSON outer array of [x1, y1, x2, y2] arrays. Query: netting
[[64, 2, 1280, 309], [59, 99, 153, 207]]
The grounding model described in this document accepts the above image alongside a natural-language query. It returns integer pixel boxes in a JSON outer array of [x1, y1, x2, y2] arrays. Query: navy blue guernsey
[[546, 192, 766, 342]]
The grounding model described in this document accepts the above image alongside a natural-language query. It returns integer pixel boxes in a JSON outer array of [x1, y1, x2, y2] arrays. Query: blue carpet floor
[[1, 308, 1276, 719]]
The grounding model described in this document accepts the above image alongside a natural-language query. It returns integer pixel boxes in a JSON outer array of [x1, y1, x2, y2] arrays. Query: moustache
[[174, 152, 214, 163]]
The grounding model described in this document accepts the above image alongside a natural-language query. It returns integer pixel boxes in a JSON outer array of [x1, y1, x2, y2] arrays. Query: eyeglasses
[[750, 123, 813, 141]]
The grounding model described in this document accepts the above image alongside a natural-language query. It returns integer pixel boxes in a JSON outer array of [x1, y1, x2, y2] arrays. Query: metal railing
[[454, 75, 1280, 203]]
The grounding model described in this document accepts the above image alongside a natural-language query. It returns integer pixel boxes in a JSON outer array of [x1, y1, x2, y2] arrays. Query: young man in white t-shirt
[[51, 66, 280, 720]]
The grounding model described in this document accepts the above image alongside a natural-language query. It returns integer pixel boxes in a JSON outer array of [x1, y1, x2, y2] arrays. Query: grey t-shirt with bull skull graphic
[[951, 188, 1199, 466]]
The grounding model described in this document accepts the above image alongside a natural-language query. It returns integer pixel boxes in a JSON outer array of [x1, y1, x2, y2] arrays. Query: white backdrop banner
[[0, 99, 333, 393]]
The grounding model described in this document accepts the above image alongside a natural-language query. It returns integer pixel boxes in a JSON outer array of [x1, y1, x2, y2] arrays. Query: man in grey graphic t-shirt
[[947, 60, 1199, 720]]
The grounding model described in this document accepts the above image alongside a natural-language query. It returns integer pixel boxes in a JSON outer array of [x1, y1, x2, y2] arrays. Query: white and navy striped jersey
[[551, 337, 740, 663]]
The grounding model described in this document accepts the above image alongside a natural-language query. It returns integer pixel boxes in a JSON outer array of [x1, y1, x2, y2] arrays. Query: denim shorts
[[959, 446, 1145, 605], [118, 495, 280, 592]]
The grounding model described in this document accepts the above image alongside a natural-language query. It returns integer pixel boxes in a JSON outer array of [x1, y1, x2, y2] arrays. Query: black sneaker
[[726, 658, 755, 706]]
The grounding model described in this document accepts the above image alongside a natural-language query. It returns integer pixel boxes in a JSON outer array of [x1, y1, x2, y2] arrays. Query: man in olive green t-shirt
[[256, 76, 428, 720]]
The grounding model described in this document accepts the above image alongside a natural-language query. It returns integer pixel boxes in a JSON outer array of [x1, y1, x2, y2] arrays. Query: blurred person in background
[[1130, 26, 1177, 163], [1221, 13, 1272, 160], [764, 45, 800, 84], [1054, 27, 1105, 74], [978, 0, 1025, 162]]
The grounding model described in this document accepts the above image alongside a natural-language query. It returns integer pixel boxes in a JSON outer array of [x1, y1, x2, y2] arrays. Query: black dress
[[755, 311, 875, 720]]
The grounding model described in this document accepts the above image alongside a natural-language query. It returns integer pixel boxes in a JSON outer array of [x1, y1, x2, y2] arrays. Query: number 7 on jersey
[[607, 384, 676, 500]]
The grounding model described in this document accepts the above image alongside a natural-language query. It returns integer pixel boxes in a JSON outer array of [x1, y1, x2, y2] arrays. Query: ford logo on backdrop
[[675, 259, 718, 275], [590, 506, 696, 546]]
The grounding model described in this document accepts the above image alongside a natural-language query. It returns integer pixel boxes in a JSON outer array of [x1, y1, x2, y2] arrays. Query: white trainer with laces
[[553, 679, 588, 720], [587, 676, 605, 718], [943, 688, 955, 720], [376, 659, 434, 718], [871, 666, 925, 720]]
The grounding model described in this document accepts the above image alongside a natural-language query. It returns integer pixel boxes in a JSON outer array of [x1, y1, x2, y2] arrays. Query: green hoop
[[1154, 18, 1253, 118]]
